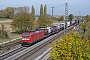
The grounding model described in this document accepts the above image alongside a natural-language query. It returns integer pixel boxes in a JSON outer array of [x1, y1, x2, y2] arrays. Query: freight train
[[21, 20, 78, 46]]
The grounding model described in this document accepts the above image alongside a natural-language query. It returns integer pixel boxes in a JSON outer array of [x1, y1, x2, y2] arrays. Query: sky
[[0, 0, 90, 16]]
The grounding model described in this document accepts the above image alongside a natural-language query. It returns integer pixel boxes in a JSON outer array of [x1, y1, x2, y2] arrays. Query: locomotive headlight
[[22, 38, 24, 40], [27, 39, 29, 40]]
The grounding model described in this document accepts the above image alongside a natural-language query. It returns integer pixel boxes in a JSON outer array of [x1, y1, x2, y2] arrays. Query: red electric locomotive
[[21, 29, 44, 46]]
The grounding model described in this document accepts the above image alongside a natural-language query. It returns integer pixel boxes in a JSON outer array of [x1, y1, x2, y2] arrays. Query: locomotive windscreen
[[22, 33, 30, 38]]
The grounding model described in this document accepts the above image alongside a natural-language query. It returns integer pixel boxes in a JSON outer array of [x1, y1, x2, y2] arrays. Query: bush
[[50, 31, 90, 60], [0, 24, 8, 39], [0, 30, 8, 39]]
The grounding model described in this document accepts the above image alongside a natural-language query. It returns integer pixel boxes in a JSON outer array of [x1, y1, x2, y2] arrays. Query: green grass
[[0, 18, 10, 21]]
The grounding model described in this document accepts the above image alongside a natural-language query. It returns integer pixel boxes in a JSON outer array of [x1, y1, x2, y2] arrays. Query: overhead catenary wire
[[47, 4, 65, 12], [35, 4, 65, 15]]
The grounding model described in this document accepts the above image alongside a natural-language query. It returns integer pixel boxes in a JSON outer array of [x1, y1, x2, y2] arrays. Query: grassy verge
[[0, 18, 10, 21]]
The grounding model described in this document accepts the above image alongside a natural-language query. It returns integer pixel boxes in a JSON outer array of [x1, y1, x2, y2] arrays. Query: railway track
[[34, 48, 51, 60], [0, 46, 26, 60], [0, 41, 21, 51], [0, 24, 76, 60]]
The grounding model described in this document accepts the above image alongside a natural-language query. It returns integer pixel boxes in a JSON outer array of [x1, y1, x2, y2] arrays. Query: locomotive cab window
[[22, 33, 30, 38]]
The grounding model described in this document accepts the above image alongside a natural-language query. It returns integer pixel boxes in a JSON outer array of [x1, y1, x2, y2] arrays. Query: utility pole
[[64, 3, 68, 34], [51, 7, 55, 25]]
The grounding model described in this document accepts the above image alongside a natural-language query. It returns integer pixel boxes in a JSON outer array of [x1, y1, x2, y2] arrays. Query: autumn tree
[[84, 15, 90, 22], [50, 31, 90, 60], [0, 7, 14, 18], [58, 16, 64, 21], [14, 6, 29, 14], [4, 7, 15, 18], [53, 16, 58, 21], [0, 10, 5, 18], [80, 15, 90, 39], [38, 4, 44, 24], [0, 24, 8, 39], [37, 4, 44, 27], [44, 5, 52, 27], [40, 4, 43, 16], [83, 21, 90, 39], [37, 4, 52, 28], [31, 5, 35, 20], [68, 14, 74, 20], [44, 5, 46, 16], [11, 6, 34, 33]]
